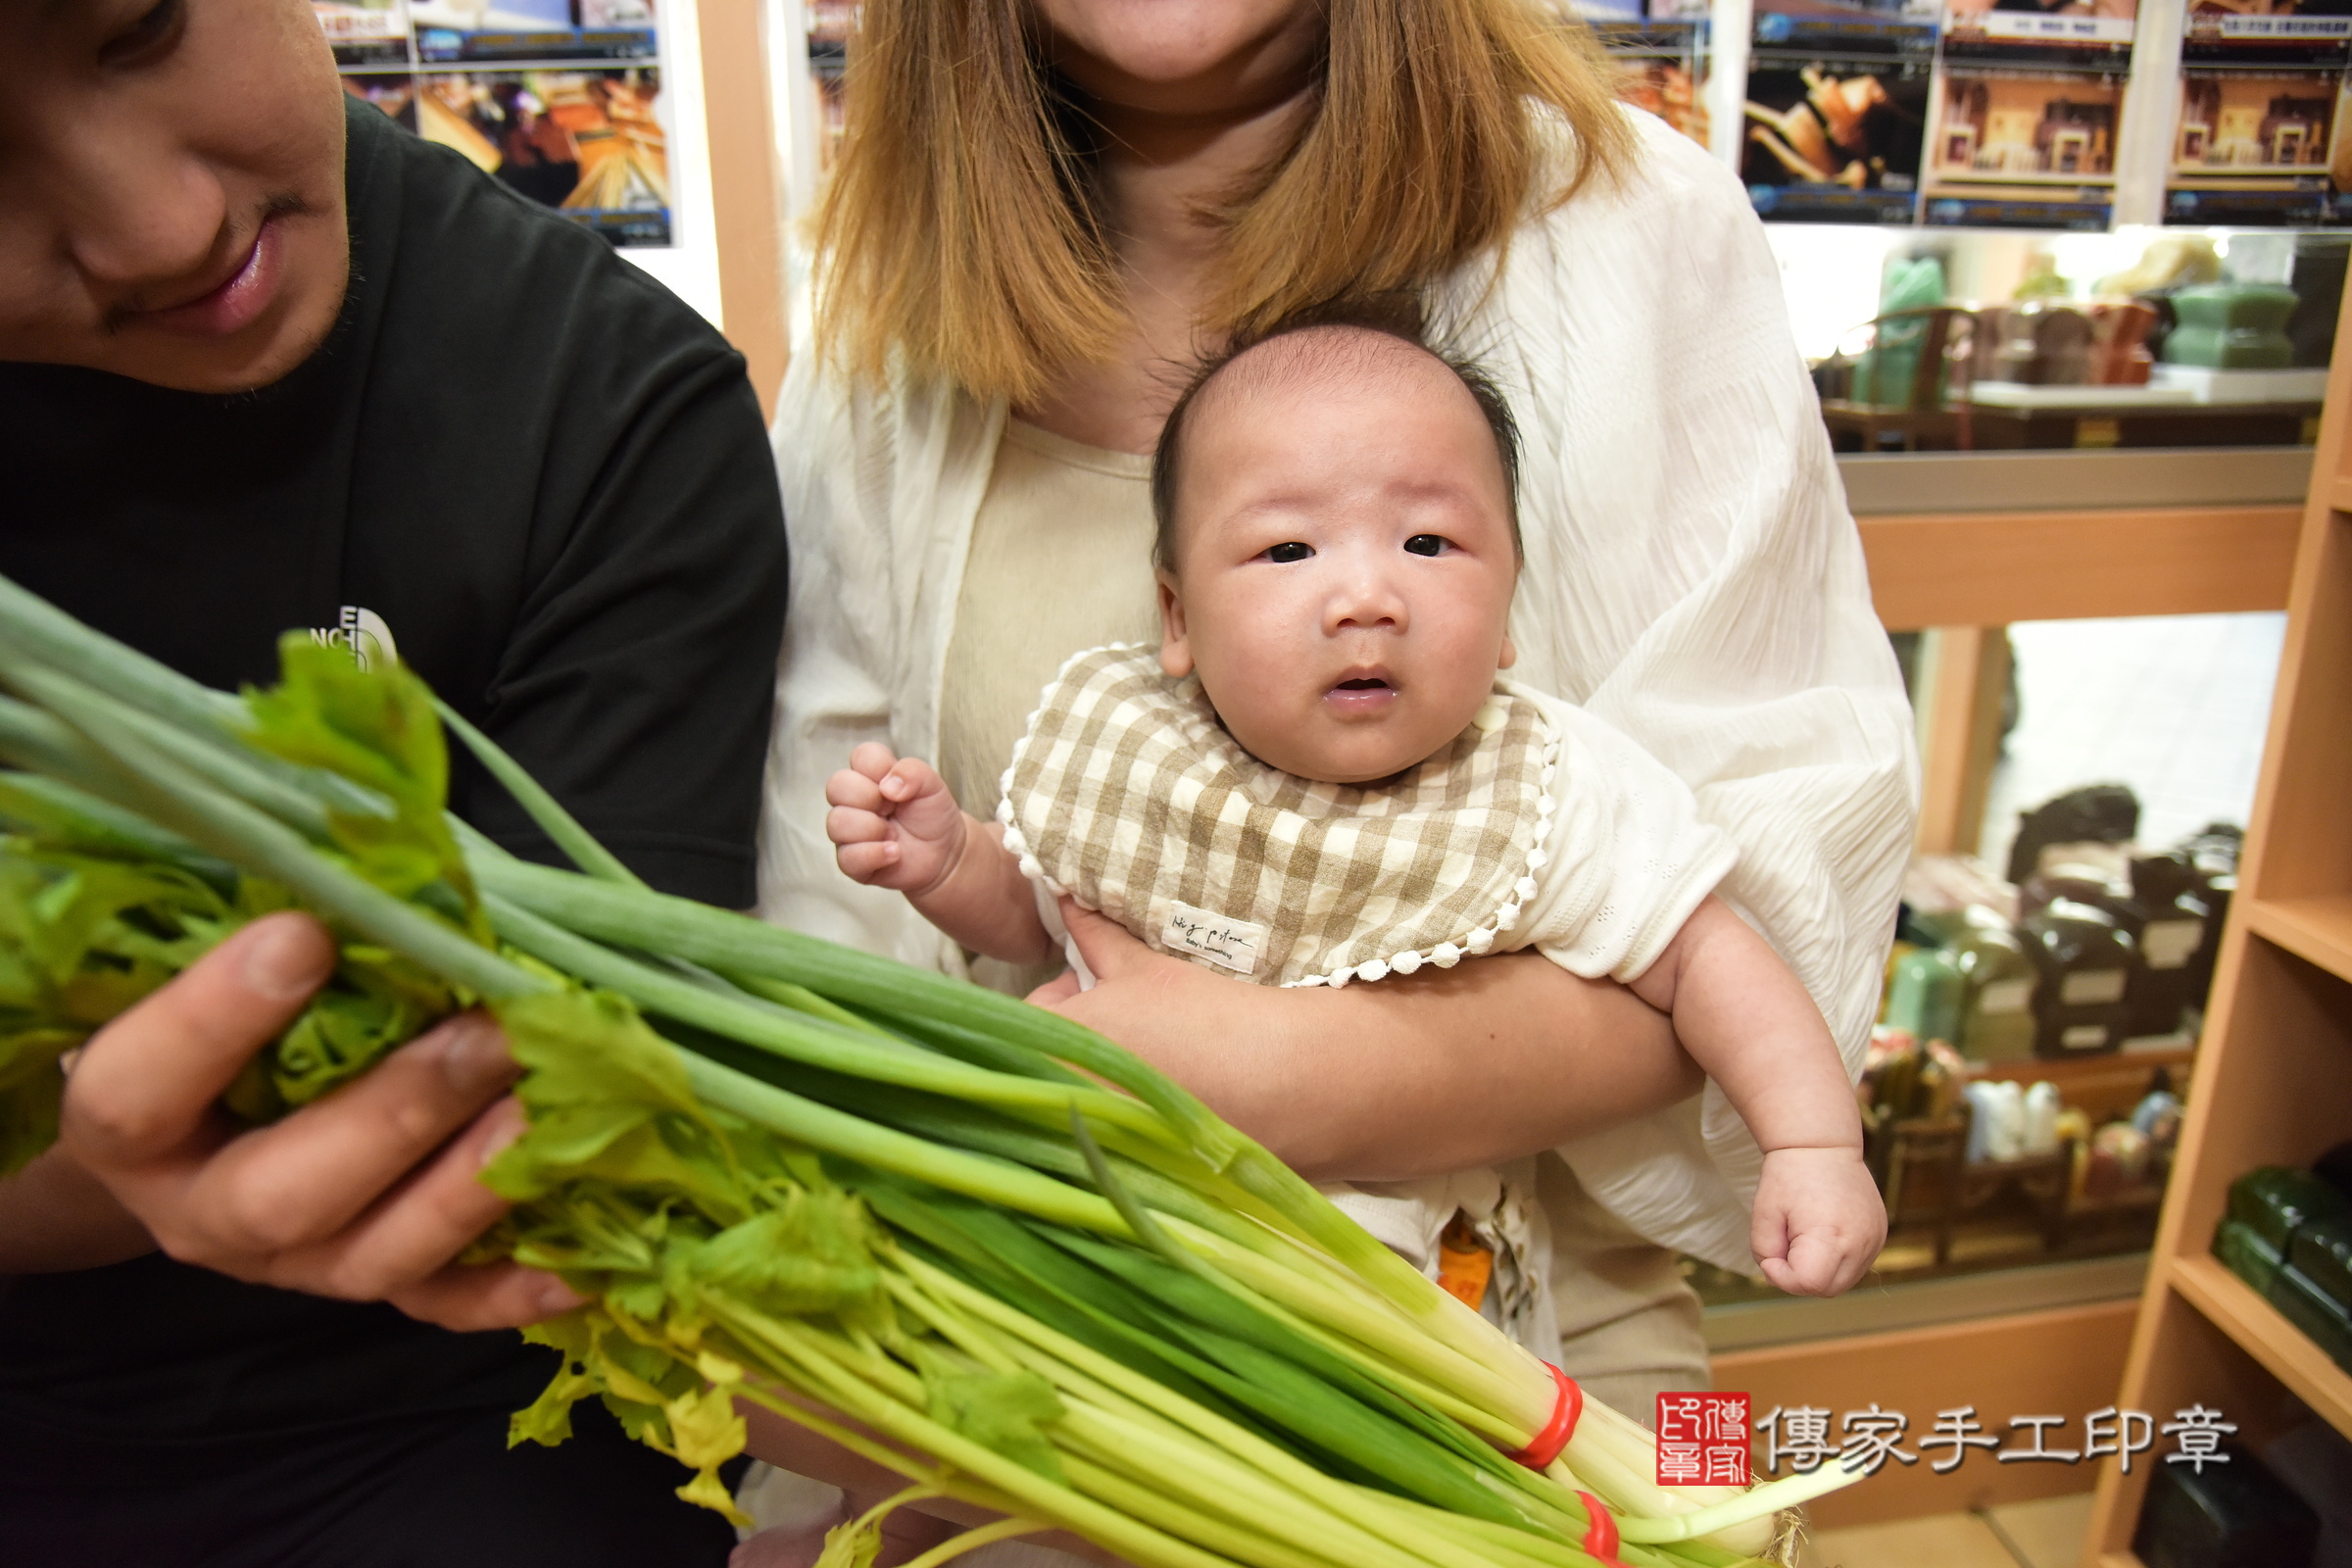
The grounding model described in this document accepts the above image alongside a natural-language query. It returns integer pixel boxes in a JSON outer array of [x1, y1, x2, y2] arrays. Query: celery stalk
[[0, 574, 1866, 1567]]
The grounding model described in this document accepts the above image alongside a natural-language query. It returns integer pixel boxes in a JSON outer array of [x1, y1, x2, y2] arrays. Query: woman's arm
[[1497, 115, 1920, 1080], [1036, 905, 1697, 1182]]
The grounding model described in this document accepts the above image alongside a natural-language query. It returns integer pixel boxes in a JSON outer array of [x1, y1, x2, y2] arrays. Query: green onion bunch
[[0, 574, 1860, 1567]]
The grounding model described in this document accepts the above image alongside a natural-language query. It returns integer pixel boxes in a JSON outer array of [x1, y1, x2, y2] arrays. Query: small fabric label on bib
[[1160, 902, 1268, 976]]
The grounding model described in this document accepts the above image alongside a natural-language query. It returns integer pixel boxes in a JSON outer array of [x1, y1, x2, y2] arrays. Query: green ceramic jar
[[2162, 282, 2299, 368]]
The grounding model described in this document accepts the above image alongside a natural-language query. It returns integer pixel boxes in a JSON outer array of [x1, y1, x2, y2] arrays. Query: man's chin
[[101, 290, 344, 394], [18, 218, 352, 394]]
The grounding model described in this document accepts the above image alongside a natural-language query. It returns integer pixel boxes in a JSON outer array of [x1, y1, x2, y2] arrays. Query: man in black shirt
[[0, 1, 788, 1562]]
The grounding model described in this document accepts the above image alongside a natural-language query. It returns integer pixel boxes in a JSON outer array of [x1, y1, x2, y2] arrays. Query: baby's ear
[[1498, 627, 1518, 671], [1157, 572, 1195, 678]]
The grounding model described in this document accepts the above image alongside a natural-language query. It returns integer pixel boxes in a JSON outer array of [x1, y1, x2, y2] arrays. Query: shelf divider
[[2168, 1253, 2352, 1440], [2243, 895, 2352, 985]]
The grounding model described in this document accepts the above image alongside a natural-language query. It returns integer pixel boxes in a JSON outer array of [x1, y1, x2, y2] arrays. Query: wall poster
[[1580, 0, 1716, 149], [1922, 0, 2136, 230], [1741, 0, 1938, 223], [319, 0, 674, 248], [2165, 1, 2352, 228]]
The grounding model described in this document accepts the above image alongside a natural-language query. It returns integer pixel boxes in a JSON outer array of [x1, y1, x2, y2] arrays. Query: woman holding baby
[[753, 0, 1918, 1558]]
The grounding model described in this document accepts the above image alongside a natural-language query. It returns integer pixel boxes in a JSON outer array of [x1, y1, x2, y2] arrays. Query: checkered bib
[[995, 645, 1561, 989]]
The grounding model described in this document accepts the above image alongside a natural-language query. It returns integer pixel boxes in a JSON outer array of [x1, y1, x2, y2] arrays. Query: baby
[[826, 319, 1884, 1298]]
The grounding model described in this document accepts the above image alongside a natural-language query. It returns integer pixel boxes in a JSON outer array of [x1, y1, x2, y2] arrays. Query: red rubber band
[[1506, 1361, 1583, 1469], [1577, 1491, 1625, 1567]]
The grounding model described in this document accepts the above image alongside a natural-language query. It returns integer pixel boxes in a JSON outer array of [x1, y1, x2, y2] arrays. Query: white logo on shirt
[[311, 606, 400, 671]]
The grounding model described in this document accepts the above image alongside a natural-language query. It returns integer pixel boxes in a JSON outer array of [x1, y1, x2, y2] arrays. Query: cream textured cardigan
[[757, 108, 1920, 1273]]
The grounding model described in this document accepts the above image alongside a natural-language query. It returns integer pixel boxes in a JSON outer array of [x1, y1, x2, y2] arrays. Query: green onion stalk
[[0, 572, 1865, 1566]]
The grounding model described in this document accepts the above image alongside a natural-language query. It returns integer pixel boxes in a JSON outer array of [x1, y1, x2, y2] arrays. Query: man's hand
[[1748, 1145, 1885, 1297], [55, 910, 580, 1331], [825, 743, 970, 895]]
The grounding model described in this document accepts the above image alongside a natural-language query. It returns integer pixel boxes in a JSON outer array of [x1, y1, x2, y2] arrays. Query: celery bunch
[[0, 573, 1861, 1567]]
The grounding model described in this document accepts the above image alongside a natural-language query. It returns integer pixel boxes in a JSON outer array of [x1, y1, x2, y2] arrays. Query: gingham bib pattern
[[996, 644, 1560, 989]]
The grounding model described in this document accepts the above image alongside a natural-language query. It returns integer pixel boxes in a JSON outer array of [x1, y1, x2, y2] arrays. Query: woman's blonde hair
[[810, 1, 1637, 406]]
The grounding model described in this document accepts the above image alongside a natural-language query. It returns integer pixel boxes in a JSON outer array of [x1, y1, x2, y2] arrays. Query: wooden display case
[[2081, 293, 2352, 1562]]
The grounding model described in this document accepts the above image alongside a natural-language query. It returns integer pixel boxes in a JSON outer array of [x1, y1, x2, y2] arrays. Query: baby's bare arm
[[825, 746, 1055, 965], [1628, 896, 1883, 1296], [910, 815, 1058, 966], [1625, 896, 1859, 1157]]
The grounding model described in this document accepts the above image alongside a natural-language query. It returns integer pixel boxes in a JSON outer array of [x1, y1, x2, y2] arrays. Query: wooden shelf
[[2169, 1254, 2352, 1440], [1855, 505, 2297, 631], [2242, 894, 2352, 985], [2088, 287, 2352, 1562]]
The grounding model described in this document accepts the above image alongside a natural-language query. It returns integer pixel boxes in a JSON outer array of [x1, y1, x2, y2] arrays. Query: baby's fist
[[1750, 1146, 1886, 1298], [825, 743, 967, 894]]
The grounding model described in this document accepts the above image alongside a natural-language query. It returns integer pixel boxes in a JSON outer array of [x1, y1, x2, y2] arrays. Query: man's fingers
[[64, 913, 336, 1168], [390, 1259, 584, 1334], [291, 1097, 529, 1301], [169, 1012, 516, 1256]]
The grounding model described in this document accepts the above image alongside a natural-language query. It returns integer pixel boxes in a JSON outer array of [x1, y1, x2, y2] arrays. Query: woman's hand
[[47, 910, 580, 1330], [1031, 901, 1702, 1181], [1024, 904, 1275, 1095]]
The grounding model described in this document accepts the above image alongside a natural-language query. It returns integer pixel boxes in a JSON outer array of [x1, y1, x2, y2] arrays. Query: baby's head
[[1151, 316, 1523, 785]]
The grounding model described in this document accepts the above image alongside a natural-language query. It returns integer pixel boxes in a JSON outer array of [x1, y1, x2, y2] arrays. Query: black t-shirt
[[0, 98, 785, 1554]]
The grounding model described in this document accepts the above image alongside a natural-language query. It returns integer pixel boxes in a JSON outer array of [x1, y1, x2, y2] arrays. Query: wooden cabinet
[[2082, 298, 2352, 1563]]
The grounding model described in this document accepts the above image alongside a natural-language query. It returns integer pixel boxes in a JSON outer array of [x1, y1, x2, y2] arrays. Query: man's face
[[0, 0, 349, 392]]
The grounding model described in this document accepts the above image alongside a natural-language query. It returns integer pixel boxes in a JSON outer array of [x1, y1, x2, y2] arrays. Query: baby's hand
[[1750, 1146, 1886, 1298], [825, 742, 969, 895]]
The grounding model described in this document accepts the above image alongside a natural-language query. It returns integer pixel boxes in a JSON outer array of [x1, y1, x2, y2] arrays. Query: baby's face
[[1158, 337, 1518, 785]]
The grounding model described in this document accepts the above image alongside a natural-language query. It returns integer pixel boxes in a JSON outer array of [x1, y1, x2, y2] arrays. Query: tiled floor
[[1975, 612, 2286, 872], [1812, 1492, 2093, 1568]]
